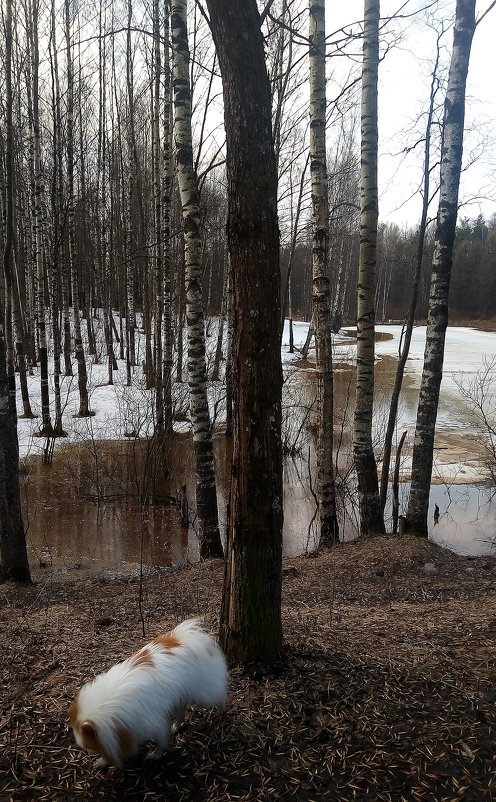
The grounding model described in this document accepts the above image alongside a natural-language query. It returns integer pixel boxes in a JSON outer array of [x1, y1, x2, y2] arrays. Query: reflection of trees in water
[[429, 483, 496, 556], [454, 356, 496, 486], [286, 354, 496, 553], [22, 351, 496, 571]]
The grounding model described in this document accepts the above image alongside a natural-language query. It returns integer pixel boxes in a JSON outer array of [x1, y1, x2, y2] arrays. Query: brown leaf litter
[[1, 534, 495, 801]]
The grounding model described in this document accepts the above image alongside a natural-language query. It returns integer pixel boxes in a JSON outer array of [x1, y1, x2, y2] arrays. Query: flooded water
[[22, 331, 496, 576]]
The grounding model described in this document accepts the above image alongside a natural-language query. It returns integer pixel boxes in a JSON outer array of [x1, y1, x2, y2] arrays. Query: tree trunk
[[206, 0, 284, 663], [161, 4, 174, 434], [171, 0, 223, 560], [125, 0, 137, 370], [406, 0, 476, 536], [65, 0, 90, 416], [0, 0, 31, 584], [353, 0, 385, 536], [153, 0, 164, 424], [31, 0, 53, 434], [309, 0, 339, 546], [48, 0, 67, 436], [379, 39, 441, 516]]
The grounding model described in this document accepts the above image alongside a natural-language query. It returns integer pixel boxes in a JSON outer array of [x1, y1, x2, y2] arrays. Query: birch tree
[[206, 0, 284, 663], [406, 0, 476, 536], [48, 0, 67, 435], [309, 0, 339, 545], [353, 0, 385, 536], [65, 0, 90, 416], [379, 28, 443, 517], [171, 0, 223, 559], [28, 0, 53, 433], [152, 0, 173, 433]]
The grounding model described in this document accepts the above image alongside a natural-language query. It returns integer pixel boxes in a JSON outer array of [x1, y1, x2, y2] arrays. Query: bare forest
[[1, 0, 496, 799]]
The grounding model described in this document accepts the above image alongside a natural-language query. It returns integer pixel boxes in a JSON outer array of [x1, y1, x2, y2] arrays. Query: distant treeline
[[280, 213, 496, 327]]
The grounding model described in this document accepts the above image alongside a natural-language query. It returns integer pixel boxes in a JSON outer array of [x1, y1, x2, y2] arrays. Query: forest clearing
[[1, 535, 495, 801]]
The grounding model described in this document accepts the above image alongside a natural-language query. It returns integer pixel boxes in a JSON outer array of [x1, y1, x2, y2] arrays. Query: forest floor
[[1, 534, 495, 802]]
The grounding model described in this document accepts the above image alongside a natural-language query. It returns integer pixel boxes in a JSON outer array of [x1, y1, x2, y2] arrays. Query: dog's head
[[69, 697, 134, 767], [69, 700, 101, 754]]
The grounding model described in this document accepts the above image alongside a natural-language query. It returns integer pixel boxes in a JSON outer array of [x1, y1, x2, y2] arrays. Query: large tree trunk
[[406, 0, 476, 536], [0, 315, 31, 583], [353, 0, 385, 536], [309, 0, 339, 546], [4, 0, 33, 422], [161, 3, 174, 434], [125, 0, 137, 372], [206, 0, 284, 663], [0, 0, 31, 584], [171, 0, 223, 560], [96, 1, 115, 386]]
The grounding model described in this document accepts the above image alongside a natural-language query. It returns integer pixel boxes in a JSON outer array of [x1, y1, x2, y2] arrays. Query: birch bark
[[353, 0, 385, 536], [30, 0, 53, 432], [309, 0, 339, 545], [65, 0, 90, 417], [407, 0, 476, 536], [171, 0, 223, 559]]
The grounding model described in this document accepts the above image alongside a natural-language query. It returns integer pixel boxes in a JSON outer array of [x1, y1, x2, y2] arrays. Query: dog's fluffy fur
[[69, 619, 228, 768]]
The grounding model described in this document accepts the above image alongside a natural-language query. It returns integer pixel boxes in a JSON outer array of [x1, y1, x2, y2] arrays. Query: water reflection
[[22, 352, 496, 576], [22, 439, 194, 576], [428, 485, 496, 556]]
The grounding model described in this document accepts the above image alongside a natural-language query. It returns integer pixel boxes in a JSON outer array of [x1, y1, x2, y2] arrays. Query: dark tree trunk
[[206, 0, 284, 664], [0, 0, 32, 584]]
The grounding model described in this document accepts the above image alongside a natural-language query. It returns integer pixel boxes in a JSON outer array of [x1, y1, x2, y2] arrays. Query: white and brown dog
[[69, 619, 228, 768]]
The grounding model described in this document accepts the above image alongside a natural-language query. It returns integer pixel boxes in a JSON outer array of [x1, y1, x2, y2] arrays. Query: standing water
[[20, 324, 496, 575]]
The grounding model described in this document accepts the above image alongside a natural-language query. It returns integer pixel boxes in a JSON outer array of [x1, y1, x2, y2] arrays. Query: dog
[[69, 618, 228, 768]]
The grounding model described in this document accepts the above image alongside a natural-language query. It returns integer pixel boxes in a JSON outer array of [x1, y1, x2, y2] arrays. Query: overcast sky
[[326, 0, 496, 227]]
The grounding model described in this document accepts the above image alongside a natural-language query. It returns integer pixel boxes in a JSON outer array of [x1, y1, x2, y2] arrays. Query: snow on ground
[[282, 321, 496, 485], [374, 325, 496, 484], [15, 317, 496, 556], [16, 318, 496, 482]]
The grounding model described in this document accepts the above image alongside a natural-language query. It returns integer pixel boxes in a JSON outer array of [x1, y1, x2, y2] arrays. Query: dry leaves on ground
[[1, 535, 495, 801]]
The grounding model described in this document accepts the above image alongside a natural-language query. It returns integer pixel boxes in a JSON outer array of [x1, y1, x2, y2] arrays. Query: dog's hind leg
[[146, 723, 171, 761], [170, 706, 186, 735]]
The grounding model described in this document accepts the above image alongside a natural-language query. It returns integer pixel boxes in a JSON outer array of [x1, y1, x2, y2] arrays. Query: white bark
[[171, 0, 222, 559], [407, 0, 476, 535], [353, 0, 384, 535], [309, 0, 339, 545]]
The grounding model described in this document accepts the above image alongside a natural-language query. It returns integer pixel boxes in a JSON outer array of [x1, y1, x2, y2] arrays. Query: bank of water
[[22, 440, 495, 580], [22, 325, 496, 574]]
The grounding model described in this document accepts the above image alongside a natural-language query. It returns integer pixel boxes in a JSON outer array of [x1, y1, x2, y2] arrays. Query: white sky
[[326, 0, 496, 227]]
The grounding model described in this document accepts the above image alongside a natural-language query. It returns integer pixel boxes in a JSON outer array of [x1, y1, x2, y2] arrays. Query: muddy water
[[22, 357, 496, 577]]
